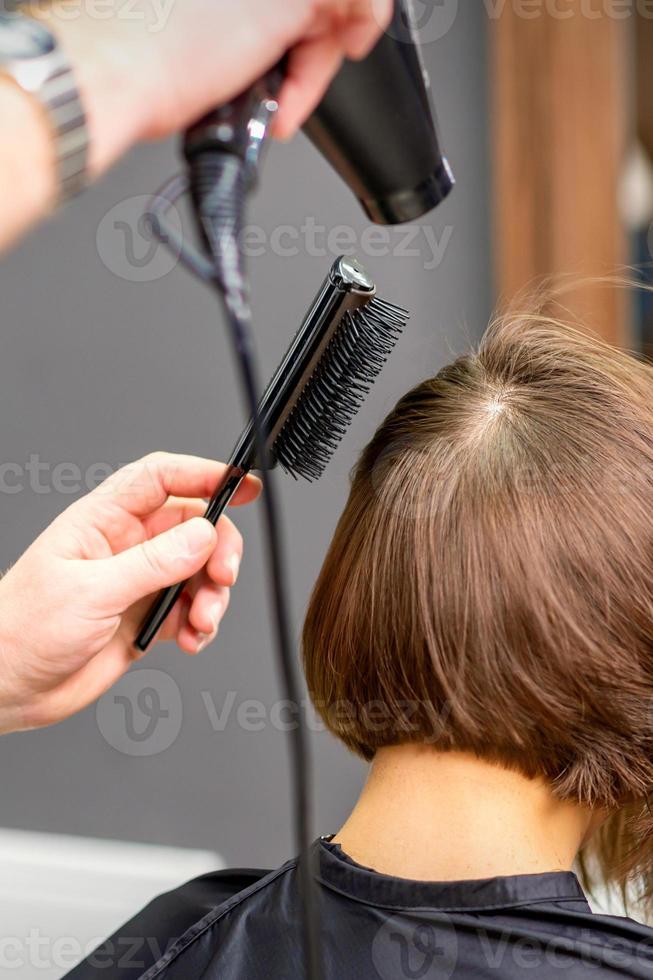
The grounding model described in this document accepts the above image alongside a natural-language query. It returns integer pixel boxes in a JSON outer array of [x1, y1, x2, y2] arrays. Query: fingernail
[[177, 518, 214, 558], [228, 553, 241, 585], [197, 631, 216, 653], [209, 602, 223, 633]]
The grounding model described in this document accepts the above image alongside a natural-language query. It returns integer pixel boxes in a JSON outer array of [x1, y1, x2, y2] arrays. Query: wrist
[[0, 76, 57, 234], [0, 630, 29, 736], [0, 701, 27, 737], [25, 4, 155, 178]]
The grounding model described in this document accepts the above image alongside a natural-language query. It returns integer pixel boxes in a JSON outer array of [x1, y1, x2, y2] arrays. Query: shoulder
[[65, 866, 275, 979]]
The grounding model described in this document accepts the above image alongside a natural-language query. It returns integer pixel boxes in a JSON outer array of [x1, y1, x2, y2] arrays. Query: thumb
[[94, 518, 217, 612]]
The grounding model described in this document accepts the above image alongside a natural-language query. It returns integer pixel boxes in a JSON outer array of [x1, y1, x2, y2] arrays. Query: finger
[[310, 0, 389, 56], [176, 617, 218, 656], [341, 0, 393, 59], [144, 507, 243, 587], [300, 7, 338, 39], [232, 473, 263, 507], [205, 514, 243, 587], [273, 35, 344, 141], [173, 575, 231, 654], [74, 454, 261, 523], [339, 20, 380, 59], [90, 517, 217, 613], [162, 589, 199, 647], [121, 582, 193, 645], [51, 496, 211, 564], [188, 584, 231, 637], [142, 497, 209, 540]]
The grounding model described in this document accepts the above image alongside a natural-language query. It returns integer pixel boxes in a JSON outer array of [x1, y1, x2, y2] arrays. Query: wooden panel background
[[637, 17, 653, 160], [491, 5, 631, 345]]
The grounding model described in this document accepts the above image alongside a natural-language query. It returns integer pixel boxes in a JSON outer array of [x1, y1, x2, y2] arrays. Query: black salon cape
[[66, 839, 653, 979]]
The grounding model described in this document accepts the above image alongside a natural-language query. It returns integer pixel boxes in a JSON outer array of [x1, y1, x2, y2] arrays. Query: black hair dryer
[[304, 0, 454, 225]]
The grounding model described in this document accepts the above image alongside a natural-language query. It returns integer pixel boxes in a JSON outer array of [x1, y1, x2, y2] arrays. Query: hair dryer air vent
[[304, 0, 454, 225]]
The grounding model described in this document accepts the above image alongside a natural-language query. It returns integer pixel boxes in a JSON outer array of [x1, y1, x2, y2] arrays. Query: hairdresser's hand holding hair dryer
[[0, 0, 392, 735]]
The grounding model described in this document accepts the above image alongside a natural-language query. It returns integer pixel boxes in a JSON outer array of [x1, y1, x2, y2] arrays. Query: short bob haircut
[[303, 301, 653, 909]]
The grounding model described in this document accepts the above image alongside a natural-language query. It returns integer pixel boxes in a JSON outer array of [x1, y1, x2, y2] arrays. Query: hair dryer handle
[[184, 57, 288, 183]]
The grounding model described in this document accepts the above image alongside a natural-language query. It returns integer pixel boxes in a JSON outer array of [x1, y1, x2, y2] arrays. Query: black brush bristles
[[272, 297, 409, 482]]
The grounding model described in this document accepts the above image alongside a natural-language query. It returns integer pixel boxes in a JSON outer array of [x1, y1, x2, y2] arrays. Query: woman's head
[[303, 304, 653, 902]]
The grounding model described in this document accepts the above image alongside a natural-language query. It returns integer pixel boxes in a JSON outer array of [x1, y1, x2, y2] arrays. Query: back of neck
[[333, 746, 593, 881]]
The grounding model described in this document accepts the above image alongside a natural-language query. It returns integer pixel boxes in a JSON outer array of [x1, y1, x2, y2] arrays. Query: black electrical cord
[[185, 151, 323, 980]]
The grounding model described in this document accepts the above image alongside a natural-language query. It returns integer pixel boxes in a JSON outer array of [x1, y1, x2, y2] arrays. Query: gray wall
[[0, 5, 490, 869]]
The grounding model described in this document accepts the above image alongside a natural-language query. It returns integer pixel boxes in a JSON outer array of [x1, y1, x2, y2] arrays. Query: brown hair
[[303, 302, 653, 908]]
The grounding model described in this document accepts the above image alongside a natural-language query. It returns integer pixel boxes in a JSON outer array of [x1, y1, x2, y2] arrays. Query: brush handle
[[135, 466, 248, 653]]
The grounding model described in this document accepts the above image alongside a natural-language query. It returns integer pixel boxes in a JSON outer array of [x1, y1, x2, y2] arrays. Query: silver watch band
[[1, 10, 88, 202], [38, 49, 88, 201]]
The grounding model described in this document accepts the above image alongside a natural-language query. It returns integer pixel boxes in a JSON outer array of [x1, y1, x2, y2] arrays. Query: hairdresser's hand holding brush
[[0, 0, 392, 250], [0, 453, 261, 735]]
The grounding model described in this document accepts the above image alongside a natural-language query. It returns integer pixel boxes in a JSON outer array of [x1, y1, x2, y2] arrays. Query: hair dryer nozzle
[[304, 0, 454, 225]]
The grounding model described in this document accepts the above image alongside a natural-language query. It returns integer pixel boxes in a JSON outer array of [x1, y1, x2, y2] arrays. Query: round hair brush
[[136, 255, 409, 653]]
